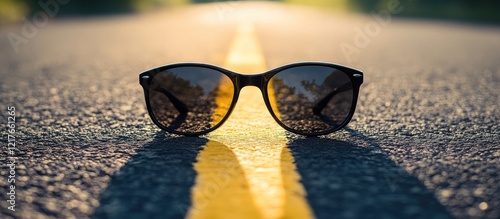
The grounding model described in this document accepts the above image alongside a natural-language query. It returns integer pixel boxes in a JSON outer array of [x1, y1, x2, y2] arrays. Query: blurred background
[[2, 0, 500, 24], [1, 0, 499, 219]]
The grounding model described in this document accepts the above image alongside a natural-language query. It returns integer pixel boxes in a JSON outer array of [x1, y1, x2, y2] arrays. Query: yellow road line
[[188, 22, 314, 219], [223, 22, 267, 73], [188, 140, 261, 219]]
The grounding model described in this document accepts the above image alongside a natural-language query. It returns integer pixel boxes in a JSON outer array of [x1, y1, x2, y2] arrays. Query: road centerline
[[187, 21, 314, 219]]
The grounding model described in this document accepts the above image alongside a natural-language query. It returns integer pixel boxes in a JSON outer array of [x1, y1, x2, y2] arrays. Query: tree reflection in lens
[[148, 67, 234, 134], [269, 66, 353, 134]]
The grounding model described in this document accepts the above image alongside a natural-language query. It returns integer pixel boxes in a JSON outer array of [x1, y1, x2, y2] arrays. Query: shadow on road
[[287, 128, 454, 219], [93, 133, 206, 219], [93, 129, 454, 219]]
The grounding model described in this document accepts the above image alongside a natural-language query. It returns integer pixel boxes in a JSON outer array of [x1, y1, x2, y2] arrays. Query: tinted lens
[[268, 65, 354, 134], [147, 67, 234, 134]]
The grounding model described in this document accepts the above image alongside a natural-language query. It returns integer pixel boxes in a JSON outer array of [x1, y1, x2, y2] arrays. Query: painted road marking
[[187, 22, 314, 219]]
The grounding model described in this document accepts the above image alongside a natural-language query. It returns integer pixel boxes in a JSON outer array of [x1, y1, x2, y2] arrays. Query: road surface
[[0, 2, 499, 219]]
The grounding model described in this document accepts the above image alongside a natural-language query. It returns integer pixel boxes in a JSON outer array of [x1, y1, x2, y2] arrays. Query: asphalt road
[[1, 1, 499, 219]]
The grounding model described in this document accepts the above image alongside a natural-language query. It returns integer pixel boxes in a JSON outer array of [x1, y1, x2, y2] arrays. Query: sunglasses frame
[[140, 62, 363, 136]]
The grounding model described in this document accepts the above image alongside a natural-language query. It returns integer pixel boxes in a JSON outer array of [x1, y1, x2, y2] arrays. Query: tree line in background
[[1, 0, 499, 24], [0, 0, 191, 22], [349, 0, 499, 24]]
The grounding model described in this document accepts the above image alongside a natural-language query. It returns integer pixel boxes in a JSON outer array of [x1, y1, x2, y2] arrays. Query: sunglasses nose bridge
[[238, 74, 265, 89]]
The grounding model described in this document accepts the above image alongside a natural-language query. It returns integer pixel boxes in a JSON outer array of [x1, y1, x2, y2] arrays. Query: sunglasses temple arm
[[313, 82, 352, 115], [154, 87, 189, 115]]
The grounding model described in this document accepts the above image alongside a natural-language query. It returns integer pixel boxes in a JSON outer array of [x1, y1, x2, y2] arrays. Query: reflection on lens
[[268, 66, 353, 134], [148, 67, 234, 134]]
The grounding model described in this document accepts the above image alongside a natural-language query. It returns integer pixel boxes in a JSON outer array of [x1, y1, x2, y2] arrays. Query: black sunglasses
[[139, 62, 363, 136]]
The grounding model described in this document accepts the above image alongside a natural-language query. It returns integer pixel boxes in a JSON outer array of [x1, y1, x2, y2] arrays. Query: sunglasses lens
[[268, 65, 354, 134], [147, 67, 234, 134]]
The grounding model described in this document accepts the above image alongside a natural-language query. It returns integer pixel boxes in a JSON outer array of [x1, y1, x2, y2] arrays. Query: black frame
[[139, 62, 363, 136]]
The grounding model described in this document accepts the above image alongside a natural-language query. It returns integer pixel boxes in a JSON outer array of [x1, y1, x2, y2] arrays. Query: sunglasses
[[139, 62, 363, 136]]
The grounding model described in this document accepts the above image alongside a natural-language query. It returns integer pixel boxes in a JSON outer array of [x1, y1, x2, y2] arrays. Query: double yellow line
[[187, 22, 314, 219]]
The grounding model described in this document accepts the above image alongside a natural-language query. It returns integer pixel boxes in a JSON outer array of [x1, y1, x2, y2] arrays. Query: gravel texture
[[0, 2, 499, 219]]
